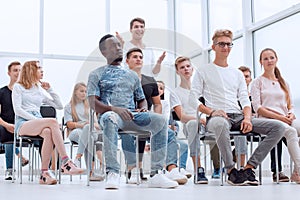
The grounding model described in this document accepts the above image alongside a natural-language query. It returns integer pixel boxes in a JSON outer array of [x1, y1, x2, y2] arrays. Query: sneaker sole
[[61, 169, 85, 175], [273, 178, 290, 182], [248, 181, 259, 186], [195, 181, 208, 184], [227, 180, 249, 186], [105, 184, 119, 189], [148, 184, 178, 189], [39, 180, 57, 185], [90, 177, 105, 181]]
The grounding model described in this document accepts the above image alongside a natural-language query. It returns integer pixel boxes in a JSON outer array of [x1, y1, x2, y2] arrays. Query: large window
[[253, 0, 300, 22], [44, 0, 106, 57], [110, 0, 168, 34], [208, 0, 243, 39], [254, 12, 300, 117], [176, 0, 202, 46], [0, 0, 40, 53]]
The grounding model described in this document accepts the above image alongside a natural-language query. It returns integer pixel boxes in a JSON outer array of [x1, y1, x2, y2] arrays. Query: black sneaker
[[243, 168, 259, 186], [194, 167, 208, 184], [272, 172, 289, 182], [140, 168, 148, 181], [227, 168, 248, 186]]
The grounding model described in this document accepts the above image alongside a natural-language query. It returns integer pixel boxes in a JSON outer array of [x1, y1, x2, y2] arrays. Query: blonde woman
[[12, 61, 84, 185], [64, 82, 103, 181], [251, 48, 300, 184]]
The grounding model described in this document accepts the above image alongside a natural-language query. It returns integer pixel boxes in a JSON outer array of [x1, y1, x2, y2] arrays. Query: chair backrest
[[40, 106, 56, 118]]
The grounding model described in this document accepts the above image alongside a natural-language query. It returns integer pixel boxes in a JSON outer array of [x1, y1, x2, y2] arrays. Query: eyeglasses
[[215, 42, 233, 48]]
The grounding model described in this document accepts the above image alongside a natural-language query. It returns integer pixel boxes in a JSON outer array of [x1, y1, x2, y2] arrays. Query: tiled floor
[[1, 173, 300, 200]]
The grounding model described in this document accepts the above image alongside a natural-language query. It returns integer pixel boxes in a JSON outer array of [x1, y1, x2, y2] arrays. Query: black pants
[[270, 137, 287, 173]]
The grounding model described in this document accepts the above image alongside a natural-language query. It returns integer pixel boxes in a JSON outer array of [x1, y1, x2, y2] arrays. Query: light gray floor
[[1, 174, 300, 200]]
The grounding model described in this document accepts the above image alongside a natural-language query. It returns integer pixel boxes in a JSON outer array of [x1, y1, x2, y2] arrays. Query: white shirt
[[189, 63, 250, 113], [12, 83, 63, 120], [174, 86, 195, 116]]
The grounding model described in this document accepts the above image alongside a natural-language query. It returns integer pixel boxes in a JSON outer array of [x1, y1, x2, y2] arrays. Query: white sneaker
[[73, 158, 81, 168], [148, 173, 178, 188], [4, 169, 14, 181], [127, 168, 138, 184], [180, 168, 192, 179], [89, 171, 105, 181], [165, 168, 188, 185], [105, 172, 119, 189]]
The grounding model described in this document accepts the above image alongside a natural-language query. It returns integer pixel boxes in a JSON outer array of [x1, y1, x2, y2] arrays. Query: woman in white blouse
[[12, 61, 84, 185], [251, 48, 300, 184]]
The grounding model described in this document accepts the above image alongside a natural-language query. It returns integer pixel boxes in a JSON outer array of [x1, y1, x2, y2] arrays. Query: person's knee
[[150, 113, 168, 130], [101, 111, 118, 125], [208, 117, 229, 132], [41, 127, 52, 139], [285, 127, 299, 142]]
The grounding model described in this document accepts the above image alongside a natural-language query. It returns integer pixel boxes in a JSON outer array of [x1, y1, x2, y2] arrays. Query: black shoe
[[140, 168, 148, 181], [194, 167, 208, 184], [227, 168, 248, 186], [272, 172, 289, 182], [126, 170, 132, 180], [243, 168, 259, 186]]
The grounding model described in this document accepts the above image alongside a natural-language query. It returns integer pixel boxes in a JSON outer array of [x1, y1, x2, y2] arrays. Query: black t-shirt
[[0, 86, 15, 123], [141, 74, 159, 110]]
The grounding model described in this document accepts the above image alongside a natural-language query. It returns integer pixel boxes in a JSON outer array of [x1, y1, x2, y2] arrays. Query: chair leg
[[275, 145, 279, 184], [136, 135, 140, 185], [220, 150, 224, 186], [20, 138, 23, 184], [177, 142, 181, 172], [194, 139, 199, 184], [70, 144, 73, 181]]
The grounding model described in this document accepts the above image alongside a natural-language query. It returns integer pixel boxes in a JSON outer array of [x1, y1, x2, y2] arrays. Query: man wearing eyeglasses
[[189, 29, 285, 186]]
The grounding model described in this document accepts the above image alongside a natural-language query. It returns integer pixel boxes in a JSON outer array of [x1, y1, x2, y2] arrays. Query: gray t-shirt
[[64, 102, 88, 123]]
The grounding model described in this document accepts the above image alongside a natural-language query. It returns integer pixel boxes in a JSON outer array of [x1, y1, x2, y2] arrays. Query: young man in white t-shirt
[[173, 56, 221, 181], [189, 29, 285, 186], [116, 17, 166, 77]]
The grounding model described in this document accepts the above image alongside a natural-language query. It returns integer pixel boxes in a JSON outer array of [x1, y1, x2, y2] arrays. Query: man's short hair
[[238, 66, 252, 75], [212, 29, 233, 43], [8, 61, 21, 71], [174, 56, 190, 70], [130, 17, 145, 29], [99, 34, 114, 53], [126, 47, 143, 59]]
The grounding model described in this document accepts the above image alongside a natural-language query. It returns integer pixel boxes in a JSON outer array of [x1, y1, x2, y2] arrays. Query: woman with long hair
[[251, 48, 300, 184], [12, 61, 84, 185], [64, 82, 103, 181]]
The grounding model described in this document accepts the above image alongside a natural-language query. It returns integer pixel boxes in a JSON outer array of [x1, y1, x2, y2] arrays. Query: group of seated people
[[1, 19, 300, 190]]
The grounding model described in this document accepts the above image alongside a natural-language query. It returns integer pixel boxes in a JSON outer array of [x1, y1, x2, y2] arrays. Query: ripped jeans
[[100, 111, 168, 174]]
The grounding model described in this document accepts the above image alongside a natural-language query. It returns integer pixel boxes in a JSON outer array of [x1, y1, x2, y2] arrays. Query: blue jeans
[[4, 144, 19, 169], [177, 139, 188, 169], [100, 111, 167, 174], [121, 127, 178, 168]]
